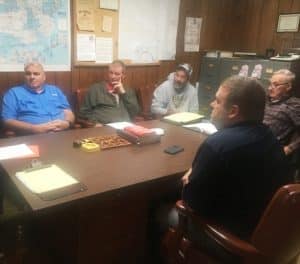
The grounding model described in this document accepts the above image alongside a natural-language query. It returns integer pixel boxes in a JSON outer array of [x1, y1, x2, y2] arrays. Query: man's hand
[[50, 120, 70, 131], [112, 81, 126, 94], [30, 122, 59, 133], [181, 168, 192, 186], [283, 145, 293, 155]]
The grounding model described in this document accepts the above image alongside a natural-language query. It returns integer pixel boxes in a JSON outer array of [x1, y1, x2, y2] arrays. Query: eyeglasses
[[269, 82, 289, 88]]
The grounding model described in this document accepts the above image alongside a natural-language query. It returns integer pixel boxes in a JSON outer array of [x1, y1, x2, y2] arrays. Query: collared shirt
[[264, 96, 300, 152], [2, 84, 71, 124], [182, 122, 292, 239]]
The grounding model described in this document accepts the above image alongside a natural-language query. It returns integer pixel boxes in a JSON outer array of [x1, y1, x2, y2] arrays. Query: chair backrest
[[251, 184, 300, 263]]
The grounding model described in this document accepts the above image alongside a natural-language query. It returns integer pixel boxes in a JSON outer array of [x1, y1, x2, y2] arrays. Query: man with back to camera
[[1, 62, 74, 135], [263, 69, 300, 156], [78, 60, 140, 126], [151, 63, 199, 116], [181, 76, 292, 262]]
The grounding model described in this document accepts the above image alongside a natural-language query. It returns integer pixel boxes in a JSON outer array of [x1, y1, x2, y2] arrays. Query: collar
[[268, 95, 291, 104], [24, 84, 45, 94], [225, 120, 261, 129]]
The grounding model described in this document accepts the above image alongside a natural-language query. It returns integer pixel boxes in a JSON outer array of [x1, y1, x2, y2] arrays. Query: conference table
[[0, 120, 206, 263]]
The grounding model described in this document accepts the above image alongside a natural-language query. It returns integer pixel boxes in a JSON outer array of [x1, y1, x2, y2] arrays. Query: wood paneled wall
[[230, 0, 300, 55], [1, 0, 299, 112]]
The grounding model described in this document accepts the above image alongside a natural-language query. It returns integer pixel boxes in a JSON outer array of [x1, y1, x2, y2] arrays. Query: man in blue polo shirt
[[1, 62, 74, 134]]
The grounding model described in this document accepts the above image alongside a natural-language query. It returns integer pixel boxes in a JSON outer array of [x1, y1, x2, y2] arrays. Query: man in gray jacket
[[151, 64, 199, 116]]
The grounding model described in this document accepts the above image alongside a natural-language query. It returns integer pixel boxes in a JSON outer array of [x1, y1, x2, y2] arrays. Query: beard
[[173, 81, 186, 92]]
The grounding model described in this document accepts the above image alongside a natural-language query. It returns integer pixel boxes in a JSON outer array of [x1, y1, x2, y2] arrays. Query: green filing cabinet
[[198, 57, 220, 116], [198, 57, 300, 116]]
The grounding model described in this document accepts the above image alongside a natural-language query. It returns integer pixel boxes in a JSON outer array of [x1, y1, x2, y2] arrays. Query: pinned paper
[[102, 15, 112, 32]]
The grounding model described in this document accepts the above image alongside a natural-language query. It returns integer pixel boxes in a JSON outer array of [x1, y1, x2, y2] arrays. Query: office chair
[[162, 184, 300, 264]]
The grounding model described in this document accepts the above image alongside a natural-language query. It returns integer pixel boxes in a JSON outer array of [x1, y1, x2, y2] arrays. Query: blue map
[[0, 0, 70, 71]]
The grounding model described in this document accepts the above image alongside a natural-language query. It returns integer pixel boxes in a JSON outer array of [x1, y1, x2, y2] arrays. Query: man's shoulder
[[285, 96, 300, 107], [5, 85, 27, 96], [205, 123, 272, 152], [156, 79, 172, 91], [88, 82, 105, 91]]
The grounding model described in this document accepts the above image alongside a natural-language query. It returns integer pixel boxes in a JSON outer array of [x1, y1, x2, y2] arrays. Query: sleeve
[[151, 83, 168, 115], [182, 141, 223, 213], [120, 88, 140, 119], [1, 89, 18, 120], [78, 85, 98, 122], [55, 87, 71, 110], [287, 100, 300, 152]]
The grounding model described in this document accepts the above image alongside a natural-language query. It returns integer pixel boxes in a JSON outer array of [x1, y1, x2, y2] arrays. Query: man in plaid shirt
[[264, 69, 300, 156]]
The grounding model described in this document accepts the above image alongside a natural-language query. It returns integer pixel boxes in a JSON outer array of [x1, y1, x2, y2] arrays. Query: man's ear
[[228, 104, 240, 119], [286, 83, 292, 92]]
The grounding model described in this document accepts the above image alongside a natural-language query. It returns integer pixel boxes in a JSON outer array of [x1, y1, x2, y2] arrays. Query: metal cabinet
[[198, 57, 300, 116]]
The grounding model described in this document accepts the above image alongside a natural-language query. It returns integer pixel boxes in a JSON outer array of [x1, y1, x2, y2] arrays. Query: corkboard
[[73, 0, 119, 66]]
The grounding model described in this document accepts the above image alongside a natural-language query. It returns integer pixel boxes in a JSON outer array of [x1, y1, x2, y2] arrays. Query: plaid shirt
[[263, 96, 300, 152]]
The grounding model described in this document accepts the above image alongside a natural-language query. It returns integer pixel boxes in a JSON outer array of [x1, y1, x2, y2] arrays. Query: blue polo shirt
[[2, 84, 71, 124]]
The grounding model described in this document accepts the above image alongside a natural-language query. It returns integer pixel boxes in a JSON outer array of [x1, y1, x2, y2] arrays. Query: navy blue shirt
[[2, 84, 71, 124], [182, 122, 292, 239]]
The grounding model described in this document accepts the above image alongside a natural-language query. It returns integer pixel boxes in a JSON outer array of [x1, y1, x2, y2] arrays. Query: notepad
[[0, 144, 39, 160], [15, 165, 85, 200], [163, 112, 204, 125], [184, 122, 218, 135]]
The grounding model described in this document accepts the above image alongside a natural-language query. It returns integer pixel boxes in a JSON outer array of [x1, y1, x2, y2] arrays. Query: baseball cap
[[176, 63, 193, 78]]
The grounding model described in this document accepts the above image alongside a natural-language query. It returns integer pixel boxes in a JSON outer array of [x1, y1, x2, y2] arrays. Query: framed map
[[0, 0, 71, 71]]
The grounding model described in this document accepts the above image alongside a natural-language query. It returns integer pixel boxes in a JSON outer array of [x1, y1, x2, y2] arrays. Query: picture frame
[[277, 13, 300, 32]]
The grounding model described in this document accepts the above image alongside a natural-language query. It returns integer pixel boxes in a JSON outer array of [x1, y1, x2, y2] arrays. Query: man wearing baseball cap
[[151, 63, 199, 116]]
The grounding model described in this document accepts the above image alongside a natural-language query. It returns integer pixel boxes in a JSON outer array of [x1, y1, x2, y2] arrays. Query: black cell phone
[[164, 145, 184, 155]]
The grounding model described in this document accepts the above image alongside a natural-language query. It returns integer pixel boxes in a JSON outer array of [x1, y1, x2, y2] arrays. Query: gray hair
[[24, 62, 44, 71], [221, 75, 266, 122], [273, 69, 295, 83], [110, 60, 126, 73]]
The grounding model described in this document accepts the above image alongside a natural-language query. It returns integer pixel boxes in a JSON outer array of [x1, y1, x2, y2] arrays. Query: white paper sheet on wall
[[184, 17, 202, 52], [77, 34, 96, 61], [118, 0, 180, 62]]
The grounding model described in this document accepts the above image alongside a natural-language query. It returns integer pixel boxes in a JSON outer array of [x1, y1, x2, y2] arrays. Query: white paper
[[164, 112, 204, 123], [100, 0, 119, 10], [106, 122, 134, 130], [16, 164, 78, 194], [95, 37, 113, 63], [119, 0, 180, 62], [102, 15, 113, 32], [184, 122, 217, 135], [77, 33, 96, 61], [0, 144, 33, 160], [184, 17, 202, 52]]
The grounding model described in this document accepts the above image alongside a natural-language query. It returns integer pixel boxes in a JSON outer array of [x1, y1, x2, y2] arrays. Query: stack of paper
[[184, 122, 217, 135], [0, 144, 39, 160], [163, 112, 204, 125], [16, 164, 78, 194]]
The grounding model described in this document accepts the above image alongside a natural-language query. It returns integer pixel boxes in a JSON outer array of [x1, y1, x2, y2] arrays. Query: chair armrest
[[176, 200, 263, 259]]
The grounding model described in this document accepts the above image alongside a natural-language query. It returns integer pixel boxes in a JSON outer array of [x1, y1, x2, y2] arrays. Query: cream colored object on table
[[16, 165, 78, 194], [163, 112, 204, 124]]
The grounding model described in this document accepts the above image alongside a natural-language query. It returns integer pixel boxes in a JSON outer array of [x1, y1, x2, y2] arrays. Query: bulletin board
[[73, 0, 119, 66]]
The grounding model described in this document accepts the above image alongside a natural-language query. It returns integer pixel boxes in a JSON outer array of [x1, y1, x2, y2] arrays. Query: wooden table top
[[0, 120, 206, 211]]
